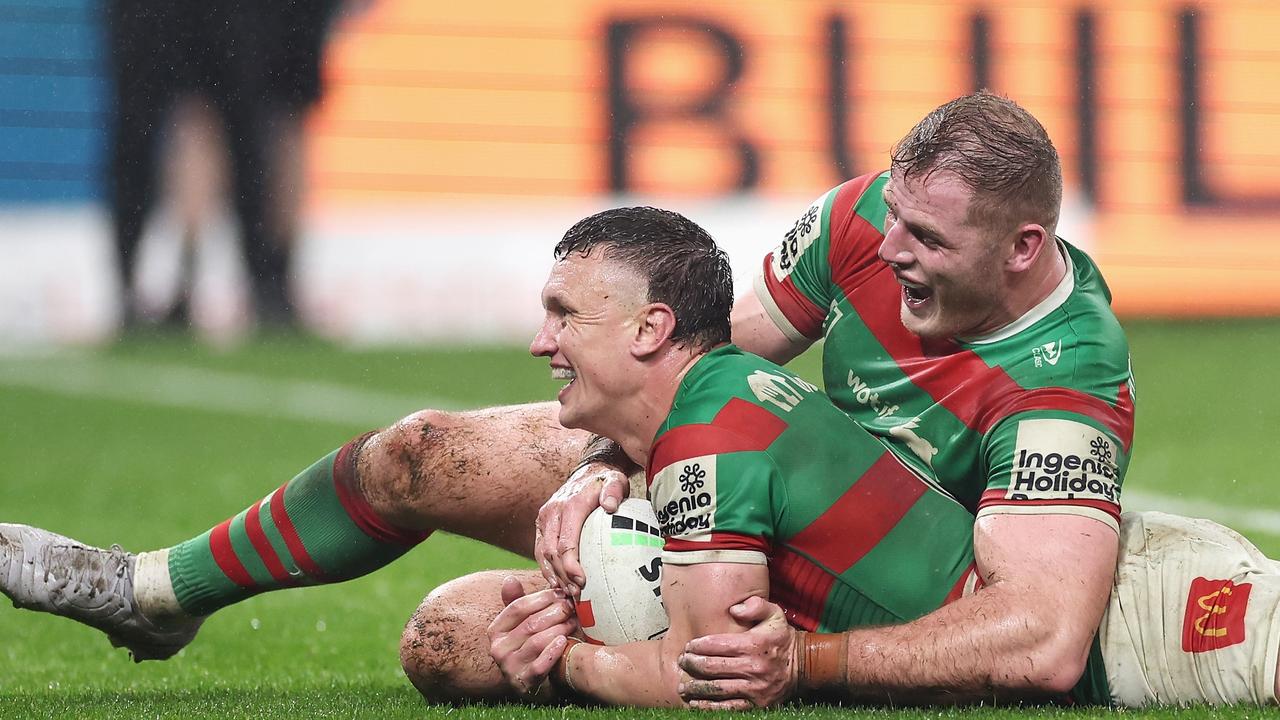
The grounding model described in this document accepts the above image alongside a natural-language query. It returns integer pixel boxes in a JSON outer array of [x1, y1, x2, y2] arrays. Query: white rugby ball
[[575, 498, 669, 645]]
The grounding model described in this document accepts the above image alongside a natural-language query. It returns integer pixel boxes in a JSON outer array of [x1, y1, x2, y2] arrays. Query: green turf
[[1, 320, 1279, 718]]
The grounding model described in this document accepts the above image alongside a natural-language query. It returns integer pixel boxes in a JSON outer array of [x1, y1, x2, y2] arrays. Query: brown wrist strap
[[552, 637, 584, 693], [795, 631, 849, 692]]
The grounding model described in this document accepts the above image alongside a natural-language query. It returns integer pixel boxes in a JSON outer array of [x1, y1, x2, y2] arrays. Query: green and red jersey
[[754, 171, 1136, 533], [647, 345, 980, 633]]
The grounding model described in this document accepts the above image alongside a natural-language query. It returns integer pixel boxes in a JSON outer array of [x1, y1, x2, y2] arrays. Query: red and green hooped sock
[[166, 433, 430, 616]]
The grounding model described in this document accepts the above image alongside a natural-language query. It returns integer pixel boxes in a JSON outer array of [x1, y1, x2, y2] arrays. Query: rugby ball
[[575, 498, 669, 645]]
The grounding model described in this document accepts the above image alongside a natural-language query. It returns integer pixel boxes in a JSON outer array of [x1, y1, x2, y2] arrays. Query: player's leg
[[0, 402, 587, 659], [400, 569, 548, 701], [356, 403, 588, 555], [1101, 511, 1280, 706]]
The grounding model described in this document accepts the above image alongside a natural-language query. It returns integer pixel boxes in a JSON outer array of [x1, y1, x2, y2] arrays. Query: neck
[[1005, 238, 1067, 321], [601, 349, 707, 468]]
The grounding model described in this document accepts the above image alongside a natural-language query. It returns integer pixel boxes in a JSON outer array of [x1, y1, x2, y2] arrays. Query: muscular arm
[[730, 287, 813, 366], [833, 513, 1116, 703], [566, 562, 769, 707], [683, 513, 1118, 706]]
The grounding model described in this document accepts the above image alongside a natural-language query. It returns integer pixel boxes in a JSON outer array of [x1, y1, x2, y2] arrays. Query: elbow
[[1028, 648, 1088, 696], [992, 617, 1092, 696]]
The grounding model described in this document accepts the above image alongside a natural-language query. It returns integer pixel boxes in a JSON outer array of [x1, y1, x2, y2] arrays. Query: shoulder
[[966, 243, 1135, 448], [977, 242, 1130, 391], [826, 170, 891, 239], [1056, 243, 1132, 388], [651, 347, 817, 472]]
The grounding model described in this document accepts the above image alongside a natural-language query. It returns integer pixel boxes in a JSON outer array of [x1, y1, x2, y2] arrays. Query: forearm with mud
[[801, 580, 1089, 705]]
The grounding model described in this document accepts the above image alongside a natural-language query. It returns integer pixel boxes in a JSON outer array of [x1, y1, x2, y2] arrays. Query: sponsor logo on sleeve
[[1031, 340, 1062, 368], [652, 455, 717, 540], [1126, 354, 1137, 401], [1006, 419, 1120, 504], [770, 198, 824, 281], [823, 298, 845, 335], [1182, 577, 1251, 652], [748, 369, 817, 412]]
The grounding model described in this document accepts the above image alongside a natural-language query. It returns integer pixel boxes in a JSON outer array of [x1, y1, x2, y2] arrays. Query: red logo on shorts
[[1181, 577, 1251, 653]]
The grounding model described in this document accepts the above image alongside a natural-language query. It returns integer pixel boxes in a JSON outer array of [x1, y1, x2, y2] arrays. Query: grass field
[[2, 319, 1280, 719]]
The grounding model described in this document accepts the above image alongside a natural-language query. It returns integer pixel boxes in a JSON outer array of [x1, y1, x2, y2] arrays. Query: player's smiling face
[[879, 170, 1017, 340], [530, 248, 647, 435]]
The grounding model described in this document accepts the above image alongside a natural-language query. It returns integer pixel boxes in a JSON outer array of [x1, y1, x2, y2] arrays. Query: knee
[[399, 594, 459, 701], [399, 575, 507, 702], [357, 409, 456, 524]]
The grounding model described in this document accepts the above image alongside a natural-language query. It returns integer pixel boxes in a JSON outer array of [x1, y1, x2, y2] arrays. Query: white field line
[[0, 356, 463, 427], [2, 356, 1278, 537], [1121, 489, 1280, 539]]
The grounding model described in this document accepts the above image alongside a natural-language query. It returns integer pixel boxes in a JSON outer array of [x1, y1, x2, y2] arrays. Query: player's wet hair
[[554, 207, 732, 351], [891, 90, 1063, 234]]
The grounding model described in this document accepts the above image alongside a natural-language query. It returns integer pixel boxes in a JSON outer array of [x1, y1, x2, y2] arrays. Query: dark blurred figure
[[105, 0, 342, 336], [264, 0, 344, 291]]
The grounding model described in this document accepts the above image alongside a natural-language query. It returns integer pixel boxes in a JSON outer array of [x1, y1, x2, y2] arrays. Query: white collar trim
[[961, 240, 1074, 346]]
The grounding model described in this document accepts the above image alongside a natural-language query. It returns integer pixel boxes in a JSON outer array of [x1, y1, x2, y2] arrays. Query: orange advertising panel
[[309, 1, 1280, 316]]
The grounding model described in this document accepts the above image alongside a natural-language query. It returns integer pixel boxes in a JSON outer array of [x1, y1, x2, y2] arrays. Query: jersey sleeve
[[648, 428, 781, 567], [753, 172, 889, 342], [977, 411, 1130, 533]]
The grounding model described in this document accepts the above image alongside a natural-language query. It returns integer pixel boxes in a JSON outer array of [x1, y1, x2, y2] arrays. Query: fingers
[[535, 464, 632, 597], [678, 677, 758, 702], [488, 585, 578, 697], [556, 467, 631, 592], [683, 631, 759, 658], [499, 575, 526, 607], [553, 521, 584, 597], [598, 472, 630, 513], [727, 595, 777, 623], [535, 498, 565, 587], [499, 620, 576, 696], [678, 651, 756, 679], [681, 676, 778, 710], [489, 587, 570, 637], [677, 597, 796, 709], [509, 619, 576, 669], [527, 632, 569, 679], [549, 487, 605, 597]]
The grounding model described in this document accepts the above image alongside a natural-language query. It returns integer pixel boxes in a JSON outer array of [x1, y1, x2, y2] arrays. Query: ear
[[631, 303, 677, 357], [1005, 223, 1051, 273]]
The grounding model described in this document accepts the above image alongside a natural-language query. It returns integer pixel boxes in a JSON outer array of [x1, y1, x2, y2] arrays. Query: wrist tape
[[795, 631, 849, 692]]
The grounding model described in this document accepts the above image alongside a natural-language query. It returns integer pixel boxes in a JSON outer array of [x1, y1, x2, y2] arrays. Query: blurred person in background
[[104, 0, 344, 339], [263, 0, 346, 293]]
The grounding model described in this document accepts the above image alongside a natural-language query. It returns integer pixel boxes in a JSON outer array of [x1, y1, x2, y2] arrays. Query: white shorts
[[1099, 511, 1280, 706]]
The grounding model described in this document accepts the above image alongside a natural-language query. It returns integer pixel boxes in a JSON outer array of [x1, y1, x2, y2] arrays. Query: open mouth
[[900, 280, 933, 307], [552, 366, 577, 385]]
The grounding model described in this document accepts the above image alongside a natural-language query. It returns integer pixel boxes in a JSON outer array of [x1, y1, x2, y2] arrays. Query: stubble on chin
[[898, 303, 929, 338]]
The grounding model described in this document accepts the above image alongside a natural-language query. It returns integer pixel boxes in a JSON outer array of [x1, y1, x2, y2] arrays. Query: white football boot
[[0, 523, 203, 661]]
